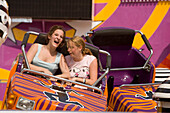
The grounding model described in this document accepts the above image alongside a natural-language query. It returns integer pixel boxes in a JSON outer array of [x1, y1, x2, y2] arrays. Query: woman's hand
[[69, 77, 77, 81], [43, 68, 53, 75], [49, 77, 58, 81], [65, 77, 77, 86]]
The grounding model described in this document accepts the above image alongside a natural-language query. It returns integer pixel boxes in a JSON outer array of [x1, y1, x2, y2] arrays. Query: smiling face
[[67, 40, 82, 59], [48, 29, 64, 48]]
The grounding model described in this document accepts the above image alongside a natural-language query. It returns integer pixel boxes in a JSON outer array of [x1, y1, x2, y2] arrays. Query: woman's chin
[[52, 43, 59, 48]]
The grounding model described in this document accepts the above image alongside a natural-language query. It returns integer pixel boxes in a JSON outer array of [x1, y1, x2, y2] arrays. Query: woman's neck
[[73, 53, 84, 62], [46, 44, 57, 55]]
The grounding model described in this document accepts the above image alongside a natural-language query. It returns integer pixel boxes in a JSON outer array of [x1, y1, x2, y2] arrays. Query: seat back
[[91, 27, 135, 68], [91, 27, 135, 50], [89, 27, 155, 86]]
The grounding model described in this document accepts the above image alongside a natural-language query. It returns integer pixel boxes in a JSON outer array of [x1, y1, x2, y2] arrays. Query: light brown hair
[[68, 36, 92, 56]]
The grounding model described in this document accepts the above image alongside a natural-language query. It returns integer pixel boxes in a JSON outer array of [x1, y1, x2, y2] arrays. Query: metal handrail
[[21, 68, 103, 95], [119, 83, 160, 89], [92, 49, 111, 86], [135, 30, 153, 69], [21, 31, 40, 69], [102, 30, 153, 72]]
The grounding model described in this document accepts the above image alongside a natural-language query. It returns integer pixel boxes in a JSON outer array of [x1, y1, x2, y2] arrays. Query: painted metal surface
[[108, 85, 159, 112], [5, 72, 107, 111]]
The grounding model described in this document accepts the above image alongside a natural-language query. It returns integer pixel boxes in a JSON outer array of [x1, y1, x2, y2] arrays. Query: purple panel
[[0, 83, 7, 101], [141, 9, 170, 65], [100, 48, 154, 86], [0, 39, 23, 70], [94, 3, 107, 16], [155, 44, 170, 67], [16, 21, 43, 32], [100, 3, 156, 30], [16, 21, 73, 33]]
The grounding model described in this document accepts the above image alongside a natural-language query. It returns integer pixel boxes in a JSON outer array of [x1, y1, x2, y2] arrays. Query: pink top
[[65, 55, 96, 79]]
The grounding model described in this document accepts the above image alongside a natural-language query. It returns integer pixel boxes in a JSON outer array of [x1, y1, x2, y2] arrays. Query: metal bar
[[99, 49, 111, 71], [135, 30, 143, 35], [26, 31, 39, 35], [105, 30, 153, 72], [21, 45, 30, 69], [135, 30, 153, 68], [108, 67, 144, 71], [93, 68, 109, 86], [92, 49, 111, 86], [99, 49, 111, 56], [21, 68, 103, 95], [143, 49, 153, 68], [21, 31, 40, 70], [135, 30, 153, 69], [119, 83, 160, 89]]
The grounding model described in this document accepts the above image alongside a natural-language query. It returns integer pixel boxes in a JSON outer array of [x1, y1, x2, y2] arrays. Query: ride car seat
[[86, 27, 155, 86]]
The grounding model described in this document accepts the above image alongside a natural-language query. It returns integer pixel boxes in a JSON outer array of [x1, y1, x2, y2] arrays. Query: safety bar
[[86, 29, 153, 72], [119, 83, 160, 89], [93, 49, 111, 86], [21, 68, 103, 95], [135, 30, 153, 68], [21, 31, 40, 69], [103, 30, 153, 72]]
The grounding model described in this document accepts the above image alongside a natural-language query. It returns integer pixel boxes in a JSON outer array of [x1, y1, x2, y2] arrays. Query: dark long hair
[[45, 25, 66, 48]]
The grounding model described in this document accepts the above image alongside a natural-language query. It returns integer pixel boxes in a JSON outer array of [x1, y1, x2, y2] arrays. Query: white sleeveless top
[[65, 55, 96, 78], [32, 44, 61, 75]]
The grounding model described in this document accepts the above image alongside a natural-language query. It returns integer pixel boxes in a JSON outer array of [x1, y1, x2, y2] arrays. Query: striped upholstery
[[9, 72, 107, 111], [108, 85, 159, 112]]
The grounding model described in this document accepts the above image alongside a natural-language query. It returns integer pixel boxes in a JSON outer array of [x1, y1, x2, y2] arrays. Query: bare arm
[[26, 43, 52, 75], [87, 58, 98, 85], [55, 54, 70, 79], [70, 58, 98, 85]]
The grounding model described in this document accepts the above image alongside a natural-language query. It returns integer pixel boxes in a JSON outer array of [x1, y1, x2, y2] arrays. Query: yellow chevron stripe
[[132, 1, 170, 49], [94, 0, 120, 20], [93, 0, 120, 29], [13, 28, 37, 44], [65, 29, 76, 37]]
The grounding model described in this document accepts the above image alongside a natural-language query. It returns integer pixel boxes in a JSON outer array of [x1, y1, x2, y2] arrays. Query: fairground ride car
[[86, 27, 159, 112], [1, 31, 111, 111], [1, 27, 159, 112]]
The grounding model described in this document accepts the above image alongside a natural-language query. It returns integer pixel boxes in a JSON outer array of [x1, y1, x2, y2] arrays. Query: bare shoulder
[[59, 54, 65, 61], [27, 43, 39, 53], [86, 55, 97, 60], [27, 43, 39, 61], [30, 43, 39, 50], [32, 43, 39, 48]]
